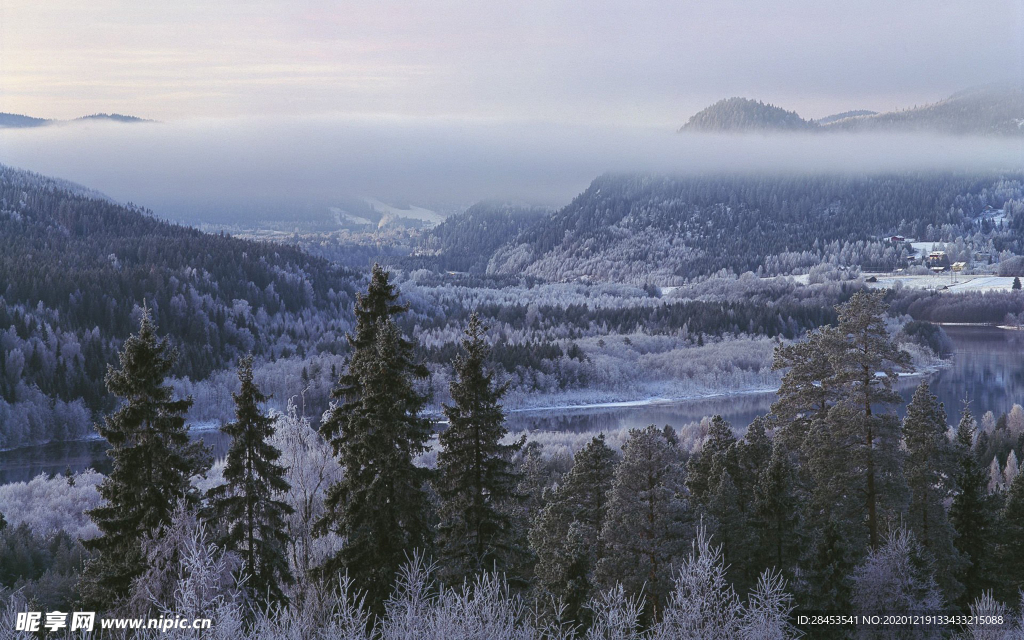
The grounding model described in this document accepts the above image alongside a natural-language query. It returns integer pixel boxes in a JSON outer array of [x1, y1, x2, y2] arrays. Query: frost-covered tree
[[652, 523, 799, 640], [530, 434, 617, 624], [82, 309, 211, 608], [949, 403, 999, 609], [435, 314, 526, 585], [1005, 450, 1020, 487], [902, 381, 961, 602], [317, 265, 433, 611], [597, 425, 690, 619], [850, 528, 943, 640], [209, 355, 294, 611]]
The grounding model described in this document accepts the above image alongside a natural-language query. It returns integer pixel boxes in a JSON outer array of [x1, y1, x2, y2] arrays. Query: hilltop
[[0, 112, 154, 128], [680, 84, 1023, 135]]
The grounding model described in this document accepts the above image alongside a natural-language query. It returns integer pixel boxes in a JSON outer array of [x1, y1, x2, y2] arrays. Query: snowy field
[[865, 273, 1018, 293]]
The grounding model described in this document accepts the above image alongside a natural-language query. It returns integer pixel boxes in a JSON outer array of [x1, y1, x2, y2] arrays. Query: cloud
[[0, 117, 1020, 223], [1, 0, 1020, 123]]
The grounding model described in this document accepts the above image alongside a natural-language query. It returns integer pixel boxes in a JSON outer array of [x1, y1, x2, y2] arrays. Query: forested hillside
[[0, 165, 361, 448], [679, 97, 813, 132], [405, 202, 550, 273], [825, 84, 1024, 135], [678, 84, 1023, 135], [486, 172, 1023, 284]]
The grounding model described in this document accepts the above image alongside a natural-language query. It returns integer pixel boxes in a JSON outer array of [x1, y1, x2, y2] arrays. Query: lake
[[2, 325, 1022, 484]]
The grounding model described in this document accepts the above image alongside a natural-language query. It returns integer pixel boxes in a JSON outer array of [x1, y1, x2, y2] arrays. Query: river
[[1, 325, 1022, 484]]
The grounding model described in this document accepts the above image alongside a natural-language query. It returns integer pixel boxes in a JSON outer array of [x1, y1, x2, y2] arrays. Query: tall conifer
[[209, 355, 294, 611], [949, 402, 998, 609], [316, 265, 433, 611], [82, 308, 211, 608], [530, 434, 617, 624], [435, 313, 526, 584], [901, 381, 961, 602]]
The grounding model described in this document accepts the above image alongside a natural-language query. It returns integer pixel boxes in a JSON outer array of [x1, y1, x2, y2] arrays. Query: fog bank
[[1, 117, 1021, 224]]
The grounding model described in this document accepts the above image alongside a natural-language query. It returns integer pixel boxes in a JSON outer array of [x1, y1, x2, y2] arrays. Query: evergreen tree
[[771, 325, 842, 451], [685, 415, 738, 505], [435, 314, 526, 584], [752, 440, 805, 581], [901, 381, 961, 602], [82, 308, 211, 608], [829, 290, 911, 550], [597, 425, 689, 619], [530, 434, 617, 625], [949, 402, 998, 609], [316, 265, 433, 611], [209, 355, 294, 611], [802, 518, 853, 630], [995, 471, 1024, 603]]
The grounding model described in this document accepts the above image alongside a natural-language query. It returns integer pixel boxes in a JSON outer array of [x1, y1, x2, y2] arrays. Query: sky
[[2, 0, 1022, 126]]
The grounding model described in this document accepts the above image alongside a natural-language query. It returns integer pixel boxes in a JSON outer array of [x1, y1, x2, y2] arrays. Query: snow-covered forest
[[1, 275, 1023, 639]]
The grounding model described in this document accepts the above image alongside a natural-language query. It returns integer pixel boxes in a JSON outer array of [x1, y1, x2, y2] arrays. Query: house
[[888, 235, 905, 244], [927, 251, 950, 271]]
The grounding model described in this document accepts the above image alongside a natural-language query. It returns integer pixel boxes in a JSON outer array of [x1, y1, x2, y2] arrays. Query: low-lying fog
[[1, 117, 1021, 224]]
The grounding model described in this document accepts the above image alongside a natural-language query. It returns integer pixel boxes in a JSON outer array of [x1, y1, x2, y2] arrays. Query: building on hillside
[[927, 251, 950, 271]]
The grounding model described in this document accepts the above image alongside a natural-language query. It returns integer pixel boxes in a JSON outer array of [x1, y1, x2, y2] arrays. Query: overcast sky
[[2, 0, 1021, 125]]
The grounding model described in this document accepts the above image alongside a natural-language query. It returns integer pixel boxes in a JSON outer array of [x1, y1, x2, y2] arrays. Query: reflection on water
[[2, 325, 1022, 484]]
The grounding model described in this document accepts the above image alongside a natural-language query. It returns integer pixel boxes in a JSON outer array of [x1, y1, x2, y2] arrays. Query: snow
[[865, 274, 1018, 292], [329, 206, 373, 226], [364, 198, 445, 226]]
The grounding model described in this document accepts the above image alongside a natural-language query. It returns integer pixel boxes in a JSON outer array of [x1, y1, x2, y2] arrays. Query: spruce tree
[[752, 440, 805, 581], [530, 434, 617, 625], [995, 471, 1024, 603], [802, 518, 853, 623], [82, 308, 211, 608], [949, 402, 998, 609], [435, 313, 526, 584], [685, 415, 738, 505], [316, 265, 433, 611], [901, 381, 961, 602], [597, 425, 689, 620], [209, 355, 294, 611]]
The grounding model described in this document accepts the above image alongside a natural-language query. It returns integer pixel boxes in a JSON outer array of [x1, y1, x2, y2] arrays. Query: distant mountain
[[405, 201, 551, 273], [0, 112, 153, 128], [485, 172, 1021, 284], [823, 84, 1024, 135], [680, 84, 1024, 135], [0, 113, 50, 128], [73, 113, 153, 124], [679, 97, 814, 132], [815, 110, 877, 125]]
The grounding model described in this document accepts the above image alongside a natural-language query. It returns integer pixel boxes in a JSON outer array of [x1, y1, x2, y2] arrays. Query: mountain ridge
[[0, 112, 154, 128], [680, 84, 1024, 135]]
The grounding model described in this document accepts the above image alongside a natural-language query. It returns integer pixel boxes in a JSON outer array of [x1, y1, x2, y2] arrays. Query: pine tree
[[597, 425, 690, 619], [828, 290, 912, 550], [530, 434, 617, 624], [995, 471, 1024, 603], [949, 402, 998, 609], [435, 314, 526, 584], [209, 355, 294, 611], [82, 308, 211, 608], [771, 325, 842, 450], [316, 265, 433, 611], [901, 381, 961, 602]]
